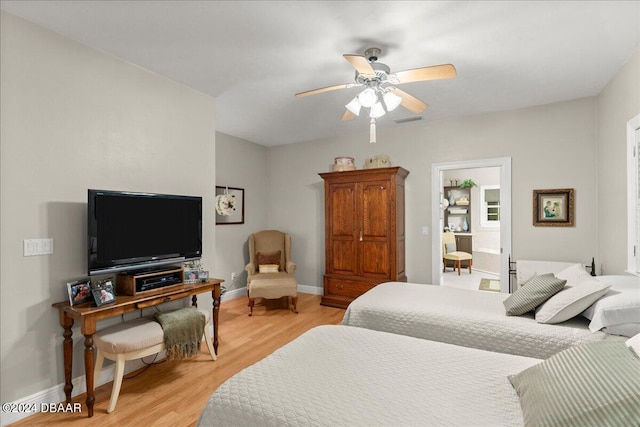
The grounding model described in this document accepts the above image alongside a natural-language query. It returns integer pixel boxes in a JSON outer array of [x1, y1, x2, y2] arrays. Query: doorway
[[431, 158, 512, 292]]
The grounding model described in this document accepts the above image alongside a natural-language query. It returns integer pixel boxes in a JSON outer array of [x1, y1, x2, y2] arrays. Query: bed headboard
[[508, 257, 596, 292]]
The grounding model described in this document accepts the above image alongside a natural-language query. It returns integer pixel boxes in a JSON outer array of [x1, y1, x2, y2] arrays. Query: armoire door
[[359, 180, 391, 279], [327, 182, 358, 276]]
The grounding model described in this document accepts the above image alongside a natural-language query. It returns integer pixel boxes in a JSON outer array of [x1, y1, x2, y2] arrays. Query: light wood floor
[[12, 293, 344, 427]]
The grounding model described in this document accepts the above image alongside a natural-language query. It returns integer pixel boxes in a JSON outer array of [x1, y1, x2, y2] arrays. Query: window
[[628, 114, 640, 275], [480, 185, 500, 228]]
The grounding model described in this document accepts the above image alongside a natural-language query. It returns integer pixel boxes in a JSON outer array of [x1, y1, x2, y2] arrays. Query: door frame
[[431, 157, 512, 292]]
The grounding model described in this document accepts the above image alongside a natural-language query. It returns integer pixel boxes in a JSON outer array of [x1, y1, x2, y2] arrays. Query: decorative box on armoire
[[319, 166, 408, 308]]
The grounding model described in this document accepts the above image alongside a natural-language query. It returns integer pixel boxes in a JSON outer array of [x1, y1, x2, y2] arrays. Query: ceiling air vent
[[394, 116, 423, 124]]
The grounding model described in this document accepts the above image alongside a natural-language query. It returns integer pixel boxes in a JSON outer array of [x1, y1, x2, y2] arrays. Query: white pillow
[[604, 323, 640, 337], [555, 263, 591, 287], [582, 275, 640, 332], [535, 278, 610, 324], [626, 333, 640, 356], [258, 264, 279, 274]]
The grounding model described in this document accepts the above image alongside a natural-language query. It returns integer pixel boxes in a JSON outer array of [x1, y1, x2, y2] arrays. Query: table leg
[[62, 316, 74, 404], [212, 291, 220, 353], [83, 334, 95, 417], [191, 295, 198, 308]]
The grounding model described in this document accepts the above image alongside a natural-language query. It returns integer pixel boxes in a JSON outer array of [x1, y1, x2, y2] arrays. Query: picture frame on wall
[[533, 188, 574, 227], [215, 186, 244, 225]]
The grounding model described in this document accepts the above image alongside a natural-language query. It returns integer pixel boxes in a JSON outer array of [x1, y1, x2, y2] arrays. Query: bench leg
[[203, 322, 217, 361], [107, 355, 126, 414], [93, 350, 104, 386]]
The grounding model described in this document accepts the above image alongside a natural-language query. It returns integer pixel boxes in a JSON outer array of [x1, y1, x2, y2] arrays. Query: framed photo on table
[[67, 278, 93, 306], [91, 278, 116, 307], [533, 188, 574, 227]]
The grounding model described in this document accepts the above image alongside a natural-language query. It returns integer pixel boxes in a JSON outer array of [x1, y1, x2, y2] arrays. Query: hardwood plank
[[12, 293, 344, 426]]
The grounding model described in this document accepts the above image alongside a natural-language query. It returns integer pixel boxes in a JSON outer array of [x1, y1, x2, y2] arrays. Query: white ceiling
[[1, 1, 638, 147]]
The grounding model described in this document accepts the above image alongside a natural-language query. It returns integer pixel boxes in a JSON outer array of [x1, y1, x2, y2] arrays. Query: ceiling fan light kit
[[296, 47, 456, 143]]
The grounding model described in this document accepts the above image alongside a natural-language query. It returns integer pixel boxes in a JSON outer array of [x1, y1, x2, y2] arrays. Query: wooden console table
[[52, 279, 223, 417]]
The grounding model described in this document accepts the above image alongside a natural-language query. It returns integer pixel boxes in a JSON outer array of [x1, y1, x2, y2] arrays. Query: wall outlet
[[421, 226, 429, 235], [231, 272, 237, 280]]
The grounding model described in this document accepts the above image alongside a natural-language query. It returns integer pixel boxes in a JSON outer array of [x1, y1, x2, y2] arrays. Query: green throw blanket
[[154, 307, 205, 361]]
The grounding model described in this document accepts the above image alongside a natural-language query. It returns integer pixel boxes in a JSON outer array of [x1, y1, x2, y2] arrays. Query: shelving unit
[[444, 186, 471, 233]]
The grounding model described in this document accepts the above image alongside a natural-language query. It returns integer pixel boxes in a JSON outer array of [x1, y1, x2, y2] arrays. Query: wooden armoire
[[319, 166, 408, 308]]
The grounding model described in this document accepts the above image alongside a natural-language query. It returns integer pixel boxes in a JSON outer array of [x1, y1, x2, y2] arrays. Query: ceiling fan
[[295, 47, 457, 122]]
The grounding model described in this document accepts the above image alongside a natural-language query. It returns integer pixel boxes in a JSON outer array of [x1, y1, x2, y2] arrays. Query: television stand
[[116, 267, 184, 296], [52, 279, 222, 418]]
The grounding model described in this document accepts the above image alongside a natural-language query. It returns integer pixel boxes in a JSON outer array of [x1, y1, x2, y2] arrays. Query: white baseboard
[[297, 284, 323, 295], [221, 283, 322, 301], [3, 283, 323, 426], [0, 356, 156, 426]]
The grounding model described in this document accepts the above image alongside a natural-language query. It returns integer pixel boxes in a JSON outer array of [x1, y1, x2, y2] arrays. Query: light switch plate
[[24, 238, 53, 256]]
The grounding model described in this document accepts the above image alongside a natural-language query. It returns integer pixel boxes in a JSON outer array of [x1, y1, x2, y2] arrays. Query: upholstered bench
[[94, 308, 216, 413]]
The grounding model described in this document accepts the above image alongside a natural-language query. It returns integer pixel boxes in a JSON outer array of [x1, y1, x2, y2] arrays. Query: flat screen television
[[88, 189, 202, 276]]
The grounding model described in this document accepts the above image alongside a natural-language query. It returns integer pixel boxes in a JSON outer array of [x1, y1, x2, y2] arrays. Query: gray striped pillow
[[503, 274, 566, 315], [509, 340, 640, 427]]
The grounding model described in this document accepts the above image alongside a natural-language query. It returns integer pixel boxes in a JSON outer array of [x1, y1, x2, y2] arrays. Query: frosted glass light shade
[[358, 88, 377, 108], [383, 91, 402, 111], [345, 97, 361, 116], [369, 101, 386, 118]]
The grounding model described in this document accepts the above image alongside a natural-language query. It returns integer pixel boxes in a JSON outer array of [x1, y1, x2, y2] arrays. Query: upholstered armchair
[[442, 231, 473, 275], [245, 230, 298, 316]]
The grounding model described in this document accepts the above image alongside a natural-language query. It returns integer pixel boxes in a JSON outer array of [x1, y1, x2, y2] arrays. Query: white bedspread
[[342, 282, 618, 359], [198, 325, 538, 427]]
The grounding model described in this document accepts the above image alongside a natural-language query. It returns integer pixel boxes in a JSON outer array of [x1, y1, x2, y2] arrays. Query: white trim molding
[[432, 157, 512, 292], [627, 114, 640, 276]]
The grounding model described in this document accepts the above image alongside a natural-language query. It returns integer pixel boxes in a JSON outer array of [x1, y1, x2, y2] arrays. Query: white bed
[[342, 281, 619, 359], [198, 325, 539, 427]]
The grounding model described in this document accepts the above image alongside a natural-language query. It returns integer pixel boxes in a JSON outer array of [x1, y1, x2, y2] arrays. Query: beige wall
[[0, 12, 216, 403], [267, 97, 600, 288], [215, 132, 269, 291], [597, 48, 640, 274]]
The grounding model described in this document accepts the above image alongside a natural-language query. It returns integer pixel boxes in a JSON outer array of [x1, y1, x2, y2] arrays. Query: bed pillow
[[555, 263, 591, 286], [582, 275, 640, 332], [535, 278, 610, 324], [604, 323, 640, 337], [508, 340, 640, 427], [627, 333, 640, 356], [256, 251, 281, 271], [503, 274, 566, 316]]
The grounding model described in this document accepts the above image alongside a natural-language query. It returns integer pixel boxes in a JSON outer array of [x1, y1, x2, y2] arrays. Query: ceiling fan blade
[[295, 83, 351, 97], [390, 88, 428, 114], [394, 64, 457, 84], [343, 54, 375, 75], [341, 110, 355, 121]]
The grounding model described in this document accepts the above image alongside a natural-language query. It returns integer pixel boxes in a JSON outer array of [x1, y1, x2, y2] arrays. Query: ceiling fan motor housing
[[364, 47, 382, 62]]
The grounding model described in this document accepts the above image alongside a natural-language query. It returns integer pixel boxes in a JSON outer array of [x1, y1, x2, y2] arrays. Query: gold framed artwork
[[533, 188, 574, 227]]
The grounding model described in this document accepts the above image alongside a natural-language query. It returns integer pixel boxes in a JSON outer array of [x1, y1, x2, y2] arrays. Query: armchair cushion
[[257, 251, 281, 271]]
